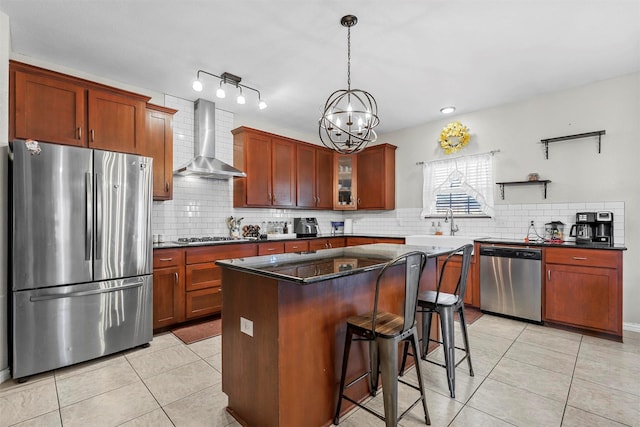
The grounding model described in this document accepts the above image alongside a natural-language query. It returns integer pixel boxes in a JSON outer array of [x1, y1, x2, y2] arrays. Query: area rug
[[172, 318, 222, 344]]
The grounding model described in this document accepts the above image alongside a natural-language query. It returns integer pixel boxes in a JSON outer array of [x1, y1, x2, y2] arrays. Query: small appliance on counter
[[294, 217, 319, 237], [331, 221, 344, 235], [570, 211, 614, 246], [544, 221, 565, 242]]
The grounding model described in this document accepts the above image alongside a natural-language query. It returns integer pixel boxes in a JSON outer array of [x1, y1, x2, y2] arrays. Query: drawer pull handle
[[267, 248, 275, 251], [78, 127, 82, 139], [91, 129, 95, 142], [174, 272, 179, 284], [572, 256, 588, 260], [159, 257, 173, 261], [548, 270, 551, 281]]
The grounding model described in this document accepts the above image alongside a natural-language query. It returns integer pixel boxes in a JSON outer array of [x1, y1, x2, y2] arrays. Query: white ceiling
[[2, 1, 639, 137]]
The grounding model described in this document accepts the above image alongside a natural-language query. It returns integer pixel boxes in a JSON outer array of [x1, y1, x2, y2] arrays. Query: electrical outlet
[[240, 317, 253, 337]]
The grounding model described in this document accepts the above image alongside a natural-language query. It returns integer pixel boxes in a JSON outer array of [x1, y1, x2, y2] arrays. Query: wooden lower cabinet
[[346, 237, 405, 246], [184, 243, 258, 320], [258, 241, 285, 256], [152, 249, 186, 329], [544, 247, 622, 337], [284, 240, 309, 253], [436, 254, 476, 306], [308, 237, 345, 251]]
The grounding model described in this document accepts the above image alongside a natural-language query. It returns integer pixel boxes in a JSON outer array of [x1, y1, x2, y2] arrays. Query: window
[[422, 152, 494, 218]]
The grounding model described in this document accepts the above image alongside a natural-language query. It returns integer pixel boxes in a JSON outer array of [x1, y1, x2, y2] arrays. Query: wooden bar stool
[[401, 244, 474, 398], [334, 251, 431, 427]]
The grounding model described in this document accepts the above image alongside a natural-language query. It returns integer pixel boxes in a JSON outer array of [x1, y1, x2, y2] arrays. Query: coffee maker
[[570, 211, 614, 246]]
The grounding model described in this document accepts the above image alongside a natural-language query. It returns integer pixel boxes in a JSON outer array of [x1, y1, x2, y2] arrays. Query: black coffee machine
[[570, 211, 614, 246]]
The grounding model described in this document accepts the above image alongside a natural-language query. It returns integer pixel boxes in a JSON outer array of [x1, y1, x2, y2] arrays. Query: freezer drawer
[[11, 275, 152, 379]]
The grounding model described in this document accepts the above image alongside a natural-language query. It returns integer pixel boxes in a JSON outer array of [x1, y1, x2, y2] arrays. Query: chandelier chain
[[347, 26, 351, 91]]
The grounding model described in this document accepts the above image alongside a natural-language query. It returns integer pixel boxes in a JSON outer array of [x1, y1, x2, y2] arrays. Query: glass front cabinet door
[[334, 154, 357, 210]]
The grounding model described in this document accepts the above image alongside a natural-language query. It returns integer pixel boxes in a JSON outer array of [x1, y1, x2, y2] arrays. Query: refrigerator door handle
[[85, 172, 93, 261], [29, 280, 144, 302], [95, 172, 102, 261]]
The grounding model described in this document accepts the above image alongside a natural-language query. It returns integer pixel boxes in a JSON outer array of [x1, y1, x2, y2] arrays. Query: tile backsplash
[[152, 96, 625, 244]]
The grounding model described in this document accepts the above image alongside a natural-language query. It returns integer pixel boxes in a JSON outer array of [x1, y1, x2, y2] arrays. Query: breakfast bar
[[217, 243, 450, 427]]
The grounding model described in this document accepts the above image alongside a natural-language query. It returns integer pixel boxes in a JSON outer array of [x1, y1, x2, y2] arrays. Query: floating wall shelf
[[496, 180, 551, 199], [540, 130, 605, 159]]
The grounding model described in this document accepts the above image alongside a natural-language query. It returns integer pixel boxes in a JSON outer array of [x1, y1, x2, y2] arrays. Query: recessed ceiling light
[[440, 106, 456, 114]]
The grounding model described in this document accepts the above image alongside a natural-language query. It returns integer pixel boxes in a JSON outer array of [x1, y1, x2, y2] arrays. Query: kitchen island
[[216, 243, 451, 427]]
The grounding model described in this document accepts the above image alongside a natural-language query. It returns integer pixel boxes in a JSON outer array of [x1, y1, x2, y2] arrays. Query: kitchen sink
[[404, 235, 487, 253]]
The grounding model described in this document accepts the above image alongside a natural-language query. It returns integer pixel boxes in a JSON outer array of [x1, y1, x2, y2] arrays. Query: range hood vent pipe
[[173, 99, 246, 179]]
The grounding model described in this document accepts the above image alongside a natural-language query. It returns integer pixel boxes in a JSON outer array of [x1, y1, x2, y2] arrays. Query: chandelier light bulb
[[216, 85, 226, 99], [258, 98, 267, 110], [192, 79, 203, 92]]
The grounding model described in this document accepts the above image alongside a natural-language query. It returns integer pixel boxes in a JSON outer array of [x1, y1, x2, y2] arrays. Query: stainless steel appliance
[[569, 211, 614, 246], [9, 140, 153, 379], [479, 246, 542, 322], [294, 217, 319, 237]]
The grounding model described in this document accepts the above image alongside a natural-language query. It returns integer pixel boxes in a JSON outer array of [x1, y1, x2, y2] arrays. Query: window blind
[[421, 153, 494, 218]]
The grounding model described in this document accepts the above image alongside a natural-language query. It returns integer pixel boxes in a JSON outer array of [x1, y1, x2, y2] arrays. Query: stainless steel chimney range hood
[[173, 98, 246, 179]]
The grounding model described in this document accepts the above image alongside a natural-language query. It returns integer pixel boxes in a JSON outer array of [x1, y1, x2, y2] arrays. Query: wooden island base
[[221, 256, 438, 427]]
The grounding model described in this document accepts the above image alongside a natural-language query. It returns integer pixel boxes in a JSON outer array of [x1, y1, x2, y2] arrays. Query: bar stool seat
[[334, 251, 431, 427]]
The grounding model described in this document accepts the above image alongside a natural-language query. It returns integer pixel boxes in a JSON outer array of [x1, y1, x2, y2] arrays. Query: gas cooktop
[[175, 236, 246, 245]]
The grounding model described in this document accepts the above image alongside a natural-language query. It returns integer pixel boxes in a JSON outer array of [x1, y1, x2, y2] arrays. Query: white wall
[[381, 72, 640, 327], [0, 10, 11, 383]]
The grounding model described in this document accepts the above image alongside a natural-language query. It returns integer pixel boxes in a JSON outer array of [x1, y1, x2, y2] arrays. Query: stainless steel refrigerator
[[9, 139, 153, 379]]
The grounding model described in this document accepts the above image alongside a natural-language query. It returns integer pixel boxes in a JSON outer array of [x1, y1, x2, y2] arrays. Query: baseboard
[[0, 367, 11, 384], [623, 322, 640, 334]]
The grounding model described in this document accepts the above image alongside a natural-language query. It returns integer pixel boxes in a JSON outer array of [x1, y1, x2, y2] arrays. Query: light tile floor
[[1, 314, 639, 426]]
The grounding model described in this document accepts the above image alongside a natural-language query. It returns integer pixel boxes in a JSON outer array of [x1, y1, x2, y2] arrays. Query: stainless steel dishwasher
[[479, 246, 542, 322]]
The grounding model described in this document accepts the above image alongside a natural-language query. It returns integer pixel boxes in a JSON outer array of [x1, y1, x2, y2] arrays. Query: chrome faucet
[[444, 208, 459, 236]]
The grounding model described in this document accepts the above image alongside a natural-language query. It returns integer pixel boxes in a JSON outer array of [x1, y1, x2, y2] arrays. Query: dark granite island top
[[216, 244, 452, 427], [216, 243, 455, 284]]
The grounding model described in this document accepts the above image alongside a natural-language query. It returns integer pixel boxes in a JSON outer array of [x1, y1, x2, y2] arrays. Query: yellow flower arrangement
[[439, 121, 470, 154]]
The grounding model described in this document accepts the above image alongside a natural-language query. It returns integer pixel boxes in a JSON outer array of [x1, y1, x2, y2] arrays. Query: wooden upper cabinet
[[88, 89, 146, 154], [12, 69, 86, 146], [242, 130, 273, 206], [145, 105, 177, 201], [233, 127, 295, 208], [297, 144, 333, 209], [271, 137, 296, 207], [315, 149, 334, 209], [10, 61, 151, 155], [357, 144, 396, 210]]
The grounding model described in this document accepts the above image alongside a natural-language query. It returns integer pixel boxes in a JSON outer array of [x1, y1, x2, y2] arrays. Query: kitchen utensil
[[226, 216, 244, 238]]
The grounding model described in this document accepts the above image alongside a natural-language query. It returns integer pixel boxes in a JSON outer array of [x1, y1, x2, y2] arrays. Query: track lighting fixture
[[191, 70, 267, 110]]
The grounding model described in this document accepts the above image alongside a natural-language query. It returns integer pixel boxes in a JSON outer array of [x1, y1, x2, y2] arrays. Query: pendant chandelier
[[319, 15, 379, 154]]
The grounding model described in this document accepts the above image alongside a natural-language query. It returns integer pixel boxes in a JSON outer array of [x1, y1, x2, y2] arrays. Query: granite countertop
[[215, 243, 454, 285], [475, 237, 627, 251], [153, 233, 407, 250]]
